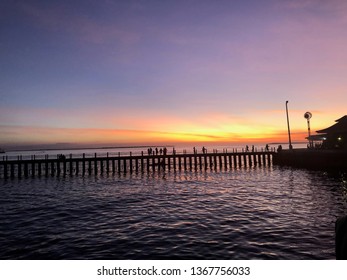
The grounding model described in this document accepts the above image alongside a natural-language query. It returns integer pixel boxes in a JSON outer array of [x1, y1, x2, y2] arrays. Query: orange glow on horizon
[[1, 104, 344, 149], [0, 124, 309, 149]]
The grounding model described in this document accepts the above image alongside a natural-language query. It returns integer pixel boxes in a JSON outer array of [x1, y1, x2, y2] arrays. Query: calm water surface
[[1, 165, 347, 259]]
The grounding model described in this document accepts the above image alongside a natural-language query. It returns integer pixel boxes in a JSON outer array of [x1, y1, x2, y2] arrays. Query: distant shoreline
[[2, 142, 309, 153], [4, 145, 175, 153]]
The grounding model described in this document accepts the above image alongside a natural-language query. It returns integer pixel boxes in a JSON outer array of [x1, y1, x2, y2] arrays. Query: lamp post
[[285, 101, 293, 150], [304, 112, 312, 148]]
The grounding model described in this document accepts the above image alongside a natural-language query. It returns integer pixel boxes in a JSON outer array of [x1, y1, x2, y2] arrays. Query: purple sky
[[1, 0, 347, 147]]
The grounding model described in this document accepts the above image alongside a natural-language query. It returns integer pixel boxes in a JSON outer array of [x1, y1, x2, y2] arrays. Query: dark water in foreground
[[1, 166, 347, 259]]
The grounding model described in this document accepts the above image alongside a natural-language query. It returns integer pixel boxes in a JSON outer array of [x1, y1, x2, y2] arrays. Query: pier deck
[[273, 149, 347, 170], [0, 150, 275, 179]]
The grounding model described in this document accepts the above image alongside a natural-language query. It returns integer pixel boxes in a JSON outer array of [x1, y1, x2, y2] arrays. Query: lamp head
[[304, 112, 312, 120]]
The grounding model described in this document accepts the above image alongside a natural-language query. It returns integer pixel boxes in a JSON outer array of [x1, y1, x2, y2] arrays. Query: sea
[[1, 143, 347, 260]]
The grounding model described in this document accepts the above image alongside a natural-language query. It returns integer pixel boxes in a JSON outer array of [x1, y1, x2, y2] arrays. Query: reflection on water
[[0, 166, 346, 259]]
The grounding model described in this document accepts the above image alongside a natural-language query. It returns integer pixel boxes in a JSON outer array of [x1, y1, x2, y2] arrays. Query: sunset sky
[[1, 0, 347, 148]]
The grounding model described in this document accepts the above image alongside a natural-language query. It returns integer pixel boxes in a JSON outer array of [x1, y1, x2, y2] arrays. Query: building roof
[[316, 115, 347, 134], [335, 115, 347, 122]]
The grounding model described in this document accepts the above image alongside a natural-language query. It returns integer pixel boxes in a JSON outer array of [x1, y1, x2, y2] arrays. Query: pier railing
[[0, 149, 276, 179]]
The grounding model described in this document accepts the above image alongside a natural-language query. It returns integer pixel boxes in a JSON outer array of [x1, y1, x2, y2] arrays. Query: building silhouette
[[315, 115, 347, 150]]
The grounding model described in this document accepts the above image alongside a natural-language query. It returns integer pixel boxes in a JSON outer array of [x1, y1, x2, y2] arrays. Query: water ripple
[[1, 167, 347, 259]]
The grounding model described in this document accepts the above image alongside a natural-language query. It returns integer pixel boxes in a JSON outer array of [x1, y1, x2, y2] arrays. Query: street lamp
[[304, 112, 312, 148], [285, 101, 293, 149]]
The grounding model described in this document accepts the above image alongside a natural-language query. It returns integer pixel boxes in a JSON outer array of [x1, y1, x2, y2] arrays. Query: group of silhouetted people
[[58, 154, 66, 161], [147, 147, 168, 156], [245, 145, 256, 152], [244, 145, 272, 152]]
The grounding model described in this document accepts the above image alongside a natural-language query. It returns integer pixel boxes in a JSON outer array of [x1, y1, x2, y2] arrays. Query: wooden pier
[[0, 151, 275, 179]]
